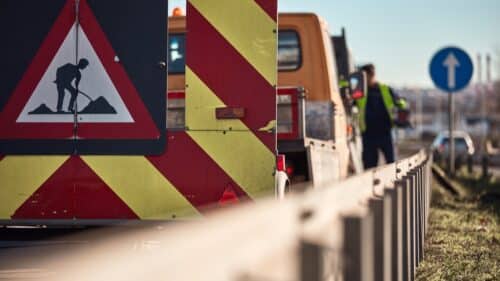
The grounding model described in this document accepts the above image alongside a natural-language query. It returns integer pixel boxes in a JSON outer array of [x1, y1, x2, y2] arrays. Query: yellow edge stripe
[[186, 67, 248, 131], [186, 68, 275, 198], [0, 156, 69, 218], [190, 0, 277, 86], [82, 156, 200, 219]]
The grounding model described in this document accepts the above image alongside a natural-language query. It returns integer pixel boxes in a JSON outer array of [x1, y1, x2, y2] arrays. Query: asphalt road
[[0, 228, 86, 279], [0, 225, 172, 280]]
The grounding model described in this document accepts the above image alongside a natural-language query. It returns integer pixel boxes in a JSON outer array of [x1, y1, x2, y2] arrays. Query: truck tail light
[[352, 90, 364, 100], [218, 185, 239, 207], [347, 124, 353, 136], [277, 154, 286, 171]]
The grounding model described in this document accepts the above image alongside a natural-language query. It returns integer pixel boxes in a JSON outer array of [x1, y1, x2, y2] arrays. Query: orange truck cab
[[167, 13, 362, 186]]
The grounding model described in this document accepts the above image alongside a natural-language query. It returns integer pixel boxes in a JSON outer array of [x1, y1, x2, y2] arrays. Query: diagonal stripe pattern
[[186, 68, 275, 198], [186, 5, 276, 152], [186, 0, 277, 199], [189, 0, 277, 86], [82, 155, 200, 219], [0, 156, 68, 218]]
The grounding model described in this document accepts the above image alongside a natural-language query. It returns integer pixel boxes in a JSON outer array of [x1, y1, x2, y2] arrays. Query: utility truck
[[167, 13, 366, 188]]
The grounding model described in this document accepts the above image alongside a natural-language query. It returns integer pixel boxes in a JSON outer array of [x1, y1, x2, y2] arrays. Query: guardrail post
[[423, 160, 428, 250], [300, 240, 323, 281], [399, 177, 411, 281], [415, 168, 421, 266], [416, 166, 424, 263], [407, 171, 417, 281], [426, 155, 432, 230], [420, 166, 424, 261], [343, 211, 374, 281], [369, 194, 392, 281], [386, 185, 403, 281]]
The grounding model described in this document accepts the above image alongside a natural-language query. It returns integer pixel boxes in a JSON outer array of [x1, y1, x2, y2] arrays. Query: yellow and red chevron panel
[[185, 0, 277, 198], [0, 0, 277, 223], [0, 133, 252, 220]]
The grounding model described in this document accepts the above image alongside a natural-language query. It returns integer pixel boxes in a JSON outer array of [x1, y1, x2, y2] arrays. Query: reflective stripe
[[186, 0, 276, 199], [186, 67, 275, 199], [185, 6, 276, 151], [187, 131, 275, 199], [380, 84, 395, 124], [356, 92, 368, 132], [189, 0, 277, 86], [0, 156, 68, 218], [82, 156, 200, 219], [186, 67, 247, 131]]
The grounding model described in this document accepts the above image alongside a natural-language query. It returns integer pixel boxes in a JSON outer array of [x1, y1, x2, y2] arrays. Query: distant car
[[431, 131, 475, 161]]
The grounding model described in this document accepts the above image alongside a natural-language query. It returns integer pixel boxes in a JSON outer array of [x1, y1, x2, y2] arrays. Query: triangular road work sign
[[18, 24, 133, 124], [0, 0, 159, 140]]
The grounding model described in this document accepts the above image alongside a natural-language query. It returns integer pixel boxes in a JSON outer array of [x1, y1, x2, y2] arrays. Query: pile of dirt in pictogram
[[29, 103, 55, 114], [79, 96, 116, 114]]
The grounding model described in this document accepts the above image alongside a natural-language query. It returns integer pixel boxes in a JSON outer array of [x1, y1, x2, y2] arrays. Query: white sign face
[[17, 24, 133, 123]]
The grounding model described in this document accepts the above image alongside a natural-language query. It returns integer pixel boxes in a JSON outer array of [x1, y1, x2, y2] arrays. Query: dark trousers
[[362, 133, 395, 169], [56, 83, 78, 112]]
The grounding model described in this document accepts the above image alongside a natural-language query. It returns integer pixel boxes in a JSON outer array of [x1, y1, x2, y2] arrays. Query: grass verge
[[416, 171, 500, 281]]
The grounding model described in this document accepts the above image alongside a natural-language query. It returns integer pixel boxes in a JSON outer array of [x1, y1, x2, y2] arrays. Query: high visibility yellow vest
[[356, 84, 395, 132], [339, 79, 349, 88]]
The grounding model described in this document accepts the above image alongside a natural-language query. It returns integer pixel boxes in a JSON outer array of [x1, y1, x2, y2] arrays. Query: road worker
[[357, 64, 408, 169], [54, 58, 89, 113]]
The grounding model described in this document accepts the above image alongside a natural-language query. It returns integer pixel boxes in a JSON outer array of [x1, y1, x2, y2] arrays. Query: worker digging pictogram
[[0, 0, 162, 144], [28, 58, 117, 115], [17, 17, 133, 124]]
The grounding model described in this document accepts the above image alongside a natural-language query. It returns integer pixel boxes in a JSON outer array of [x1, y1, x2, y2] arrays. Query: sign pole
[[430, 46, 473, 177], [448, 92, 455, 176], [478, 54, 485, 153]]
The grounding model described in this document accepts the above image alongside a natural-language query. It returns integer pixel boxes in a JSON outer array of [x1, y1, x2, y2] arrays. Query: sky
[[169, 0, 500, 87]]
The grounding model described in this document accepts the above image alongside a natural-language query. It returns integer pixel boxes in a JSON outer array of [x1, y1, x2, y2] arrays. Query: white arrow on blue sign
[[429, 46, 474, 92]]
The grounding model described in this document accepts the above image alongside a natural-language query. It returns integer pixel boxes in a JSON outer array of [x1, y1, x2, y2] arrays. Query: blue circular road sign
[[429, 46, 473, 92]]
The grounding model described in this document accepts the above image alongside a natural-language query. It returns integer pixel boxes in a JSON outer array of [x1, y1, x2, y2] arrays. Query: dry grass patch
[[416, 175, 500, 281]]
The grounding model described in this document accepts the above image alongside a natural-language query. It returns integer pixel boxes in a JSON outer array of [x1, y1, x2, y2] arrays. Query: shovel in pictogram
[[77, 90, 117, 114]]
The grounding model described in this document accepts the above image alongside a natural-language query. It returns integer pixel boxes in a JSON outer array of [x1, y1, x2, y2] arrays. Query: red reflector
[[277, 154, 286, 171], [286, 166, 294, 177], [218, 185, 239, 206], [215, 107, 245, 119], [352, 90, 364, 100], [347, 124, 353, 135]]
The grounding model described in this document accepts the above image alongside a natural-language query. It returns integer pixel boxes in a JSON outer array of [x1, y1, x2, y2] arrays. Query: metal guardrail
[[37, 150, 432, 281]]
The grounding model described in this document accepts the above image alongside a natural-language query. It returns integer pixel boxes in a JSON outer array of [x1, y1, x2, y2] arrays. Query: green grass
[[416, 173, 500, 281]]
